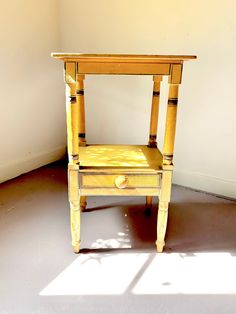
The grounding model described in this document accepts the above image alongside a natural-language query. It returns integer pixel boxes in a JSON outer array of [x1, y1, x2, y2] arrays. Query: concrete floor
[[0, 161, 236, 314]]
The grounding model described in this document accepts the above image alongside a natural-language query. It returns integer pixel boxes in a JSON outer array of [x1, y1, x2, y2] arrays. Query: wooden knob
[[114, 175, 128, 189]]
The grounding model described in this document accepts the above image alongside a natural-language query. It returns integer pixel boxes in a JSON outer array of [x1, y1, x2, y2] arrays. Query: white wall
[[59, 0, 236, 198], [1, 0, 235, 199], [0, 0, 66, 182]]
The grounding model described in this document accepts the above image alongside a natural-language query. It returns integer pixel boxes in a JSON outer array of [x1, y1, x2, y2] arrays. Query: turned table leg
[[76, 74, 86, 146], [146, 75, 162, 214], [148, 75, 162, 148], [156, 201, 169, 252], [156, 169, 172, 252], [145, 196, 153, 215], [163, 64, 182, 166], [156, 65, 182, 252], [76, 74, 87, 212], [80, 196, 87, 211], [68, 166, 81, 253], [163, 83, 179, 165], [70, 199, 81, 253], [65, 62, 81, 253]]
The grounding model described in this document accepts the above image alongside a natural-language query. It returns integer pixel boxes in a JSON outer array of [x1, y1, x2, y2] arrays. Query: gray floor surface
[[0, 161, 236, 314]]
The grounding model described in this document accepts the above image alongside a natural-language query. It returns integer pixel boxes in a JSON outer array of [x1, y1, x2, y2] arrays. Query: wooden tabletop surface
[[51, 53, 197, 62]]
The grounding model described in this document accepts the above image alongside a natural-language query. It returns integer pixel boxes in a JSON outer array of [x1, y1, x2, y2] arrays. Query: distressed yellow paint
[[79, 145, 163, 169], [52, 53, 196, 253], [81, 173, 160, 188]]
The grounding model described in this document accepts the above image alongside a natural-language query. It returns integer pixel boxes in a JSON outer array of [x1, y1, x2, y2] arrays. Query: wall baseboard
[[0, 146, 66, 184], [173, 169, 236, 200]]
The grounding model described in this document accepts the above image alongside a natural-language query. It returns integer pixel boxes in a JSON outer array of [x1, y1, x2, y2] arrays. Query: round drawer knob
[[115, 175, 128, 189]]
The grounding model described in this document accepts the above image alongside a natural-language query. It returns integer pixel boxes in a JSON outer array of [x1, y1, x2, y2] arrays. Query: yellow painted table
[[52, 53, 196, 253]]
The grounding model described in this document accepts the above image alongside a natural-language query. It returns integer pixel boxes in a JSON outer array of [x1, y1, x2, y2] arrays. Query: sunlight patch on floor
[[40, 252, 236, 296], [90, 233, 131, 249], [132, 252, 236, 295], [40, 253, 149, 295]]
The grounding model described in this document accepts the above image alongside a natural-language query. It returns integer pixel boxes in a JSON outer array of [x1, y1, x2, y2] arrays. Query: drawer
[[80, 173, 160, 189]]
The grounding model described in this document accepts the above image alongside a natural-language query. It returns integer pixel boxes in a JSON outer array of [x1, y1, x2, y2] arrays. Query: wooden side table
[[52, 53, 196, 253]]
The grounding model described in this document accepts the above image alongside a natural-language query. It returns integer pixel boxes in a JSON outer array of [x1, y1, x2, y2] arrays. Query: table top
[[51, 53, 197, 63]]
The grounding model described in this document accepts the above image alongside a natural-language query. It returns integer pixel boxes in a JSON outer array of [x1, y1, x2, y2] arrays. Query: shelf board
[[79, 144, 163, 171]]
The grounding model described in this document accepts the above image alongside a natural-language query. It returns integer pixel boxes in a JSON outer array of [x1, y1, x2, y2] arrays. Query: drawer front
[[80, 173, 160, 189]]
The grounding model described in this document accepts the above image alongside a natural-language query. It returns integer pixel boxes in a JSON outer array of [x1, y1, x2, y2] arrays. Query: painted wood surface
[[79, 145, 163, 169], [52, 53, 196, 62], [52, 53, 196, 253]]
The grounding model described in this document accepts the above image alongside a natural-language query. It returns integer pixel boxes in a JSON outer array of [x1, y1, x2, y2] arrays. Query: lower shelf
[[76, 144, 164, 196], [79, 144, 163, 171]]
